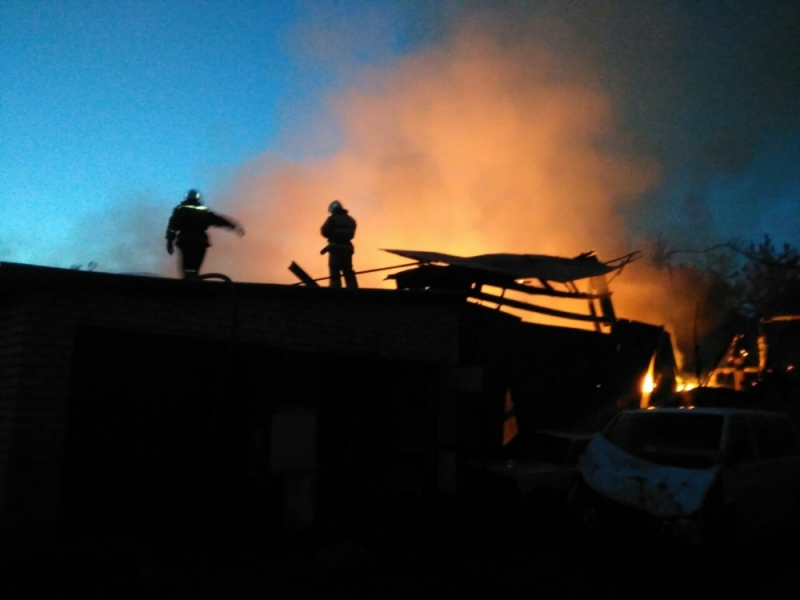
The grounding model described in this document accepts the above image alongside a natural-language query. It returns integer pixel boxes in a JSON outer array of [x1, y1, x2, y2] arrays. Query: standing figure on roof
[[165, 189, 245, 279], [320, 200, 358, 288]]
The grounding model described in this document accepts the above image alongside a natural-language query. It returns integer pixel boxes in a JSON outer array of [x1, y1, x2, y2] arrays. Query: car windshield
[[603, 411, 724, 469]]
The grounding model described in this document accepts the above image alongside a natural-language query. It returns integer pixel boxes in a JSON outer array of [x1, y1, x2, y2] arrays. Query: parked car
[[568, 407, 800, 546]]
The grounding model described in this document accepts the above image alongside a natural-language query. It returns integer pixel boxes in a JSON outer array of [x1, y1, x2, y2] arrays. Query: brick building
[[0, 261, 673, 547]]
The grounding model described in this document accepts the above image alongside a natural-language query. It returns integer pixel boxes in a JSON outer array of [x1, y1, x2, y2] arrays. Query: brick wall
[[0, 303, 26, 518], [0, 263, 463, 542]]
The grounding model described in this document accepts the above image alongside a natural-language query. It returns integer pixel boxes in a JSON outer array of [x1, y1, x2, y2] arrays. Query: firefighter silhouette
[[165, 189, 245, 279], [320, 200, 358, 288]]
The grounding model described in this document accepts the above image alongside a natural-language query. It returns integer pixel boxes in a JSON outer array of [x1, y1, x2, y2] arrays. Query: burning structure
[[681, 315, 800, 417], [0, 251, 675, 546]]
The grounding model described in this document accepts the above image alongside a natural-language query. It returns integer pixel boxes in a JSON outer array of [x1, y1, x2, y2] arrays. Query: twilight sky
[[2, 1, 799, 357]]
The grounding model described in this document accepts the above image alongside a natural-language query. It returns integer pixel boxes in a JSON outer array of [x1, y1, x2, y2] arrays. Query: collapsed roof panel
[[382, 249, 638, 284], [382, 248, 637, 326]]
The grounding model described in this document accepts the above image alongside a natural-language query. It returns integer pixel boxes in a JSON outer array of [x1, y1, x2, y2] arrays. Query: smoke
[[66, 191, 171, 277], [6, 2, 796, 376], [196, 18, 728, 372], [215, 24, 657, 279], [106, 3, 800, 375]]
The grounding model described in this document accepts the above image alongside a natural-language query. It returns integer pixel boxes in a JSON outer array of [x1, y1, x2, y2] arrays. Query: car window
[[603, 411, 724, 468]]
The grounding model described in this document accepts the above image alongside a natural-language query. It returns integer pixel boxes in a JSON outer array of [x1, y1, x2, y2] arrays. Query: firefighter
[[320, 200, 358, 288], [165, 189, 245, 279]]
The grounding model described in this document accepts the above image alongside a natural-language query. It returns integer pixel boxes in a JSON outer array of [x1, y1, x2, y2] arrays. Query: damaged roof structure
[[381, 248, 639, 327], [0, 252, 675, 547]]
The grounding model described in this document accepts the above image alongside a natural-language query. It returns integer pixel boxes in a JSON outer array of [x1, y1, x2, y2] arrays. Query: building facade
[[0, 262, 673, 547]]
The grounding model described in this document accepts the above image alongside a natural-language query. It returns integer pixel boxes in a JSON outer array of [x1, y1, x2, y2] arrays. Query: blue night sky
[[2, 1, 799, 291]]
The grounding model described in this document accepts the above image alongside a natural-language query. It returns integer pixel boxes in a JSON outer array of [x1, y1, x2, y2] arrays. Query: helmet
[[328, 200, 342, 213], [185, 189, 202, 205]]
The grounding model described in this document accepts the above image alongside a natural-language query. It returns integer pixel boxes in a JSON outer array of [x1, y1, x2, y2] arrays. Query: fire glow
[[204, 22, 715, 376]]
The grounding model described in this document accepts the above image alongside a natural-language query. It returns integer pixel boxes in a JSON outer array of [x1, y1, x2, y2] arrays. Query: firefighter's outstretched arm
[[209, 211, 245, 237], [227, 220, 245, 237]]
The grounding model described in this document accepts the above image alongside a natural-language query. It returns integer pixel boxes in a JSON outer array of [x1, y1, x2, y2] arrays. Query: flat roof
[[0, 261, 470, 306]]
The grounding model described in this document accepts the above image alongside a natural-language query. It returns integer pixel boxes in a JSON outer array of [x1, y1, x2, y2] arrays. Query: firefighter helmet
[[185, 189, 202, 205], [328, 200, 342, 213]]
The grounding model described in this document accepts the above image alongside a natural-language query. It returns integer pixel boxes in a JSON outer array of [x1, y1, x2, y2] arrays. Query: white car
[[568, 408, 800, 545]]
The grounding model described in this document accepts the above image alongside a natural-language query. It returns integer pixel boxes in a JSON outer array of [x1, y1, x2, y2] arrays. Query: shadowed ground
[[2, 491, 798, 598]]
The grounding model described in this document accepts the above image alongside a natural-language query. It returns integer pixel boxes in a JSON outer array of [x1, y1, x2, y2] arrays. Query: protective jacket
[[166, 202, 237, 247], [321, 208, 357, 252]]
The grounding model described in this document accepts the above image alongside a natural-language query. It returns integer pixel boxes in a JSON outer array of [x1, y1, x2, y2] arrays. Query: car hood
[[578, 434, 720, 518]]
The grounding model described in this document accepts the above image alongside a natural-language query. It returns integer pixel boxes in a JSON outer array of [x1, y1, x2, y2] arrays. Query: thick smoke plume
[[217, 27, 655, 271], [202, 23, 717, 374]]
